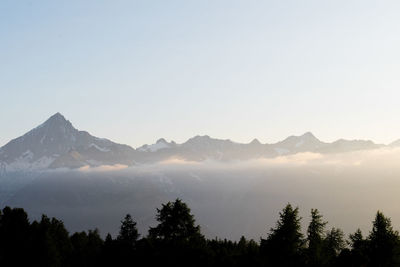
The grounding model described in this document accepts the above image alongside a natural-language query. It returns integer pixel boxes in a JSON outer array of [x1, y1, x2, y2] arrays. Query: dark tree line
[[1, 200, 400, 266]]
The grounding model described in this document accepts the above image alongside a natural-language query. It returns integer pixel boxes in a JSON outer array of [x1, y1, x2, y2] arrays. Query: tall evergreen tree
[[147, 199, 206, 267], [306, 209, 327, 266], [117, 214, 139, 248], [368, 211, 400, 267], [148, 198, 203, 242], [323, 227, 345, 265], [261, 203, 305, 266], [349, 229, 366, 251], [346, 229, 369, 266]]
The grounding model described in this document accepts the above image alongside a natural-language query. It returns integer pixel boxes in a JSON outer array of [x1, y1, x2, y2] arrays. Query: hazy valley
[[1, 113, 400, 240]]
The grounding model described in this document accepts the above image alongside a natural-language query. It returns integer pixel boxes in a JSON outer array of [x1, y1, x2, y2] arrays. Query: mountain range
[[0, 113, 398, 172], [2, 113, 400, 240]]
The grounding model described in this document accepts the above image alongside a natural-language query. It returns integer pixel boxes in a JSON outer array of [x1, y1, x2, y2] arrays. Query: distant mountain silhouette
[[0, 113, 389, 171], [0, 113, 135, 171]]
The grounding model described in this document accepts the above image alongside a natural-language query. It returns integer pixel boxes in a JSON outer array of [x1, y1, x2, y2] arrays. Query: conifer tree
[[148, 198, 203, 242], [117, 214, 139, 248], [323, 227, 345, 265], [368, 211, 400, 266], [261, 203, 304, 266], [306, 209, 327, 266]]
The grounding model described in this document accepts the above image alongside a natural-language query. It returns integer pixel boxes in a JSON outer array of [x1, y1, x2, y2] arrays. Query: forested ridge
[[1, 199, 399, 267]]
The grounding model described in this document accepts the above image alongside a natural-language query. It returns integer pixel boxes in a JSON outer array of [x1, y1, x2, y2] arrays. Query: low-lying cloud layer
[[4, 147, 400, 240], [78, 164, 129, 172]]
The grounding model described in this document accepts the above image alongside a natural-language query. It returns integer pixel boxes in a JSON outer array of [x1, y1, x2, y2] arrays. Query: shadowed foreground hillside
[[1, 199, 399, 267]]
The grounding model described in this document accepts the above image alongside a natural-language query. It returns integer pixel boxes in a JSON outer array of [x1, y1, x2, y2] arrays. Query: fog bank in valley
[[5, 147, 400, 240]]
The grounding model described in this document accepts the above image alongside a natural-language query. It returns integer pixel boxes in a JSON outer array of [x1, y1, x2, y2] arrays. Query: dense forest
[[1, 199, 399, 267]]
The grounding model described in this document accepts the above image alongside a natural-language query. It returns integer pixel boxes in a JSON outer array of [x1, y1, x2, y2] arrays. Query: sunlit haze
[[2, 1, 400, 147], [4, 2, 400, 265]]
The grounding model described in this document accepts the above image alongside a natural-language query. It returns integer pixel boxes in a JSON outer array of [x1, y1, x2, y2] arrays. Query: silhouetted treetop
[[148, 198, 203, 242], [368, 211, 400, 266], [306, 208, 327, 266], [2, 201, 400, 266], [117, 214, 139, 248], [261, 203, 304, 266]]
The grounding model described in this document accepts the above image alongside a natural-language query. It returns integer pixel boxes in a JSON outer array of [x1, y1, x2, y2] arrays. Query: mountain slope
[[0, 113, 392, 172], [270, 132, 327, 155], [0, 113, 136, 171]]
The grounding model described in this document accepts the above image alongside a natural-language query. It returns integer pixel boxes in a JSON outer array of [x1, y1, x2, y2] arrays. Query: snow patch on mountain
[[89, 143, 110, 152], [138, 139, 172, 152], [4, 155, 56, 172], [0, 113, 394, 172]]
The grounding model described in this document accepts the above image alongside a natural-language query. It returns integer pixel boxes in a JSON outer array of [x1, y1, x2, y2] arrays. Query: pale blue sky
[[1, 1, 400, 147]]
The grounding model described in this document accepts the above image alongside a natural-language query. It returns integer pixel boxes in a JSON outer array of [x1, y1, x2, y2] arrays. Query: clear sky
[[1, 0, 400, 148]]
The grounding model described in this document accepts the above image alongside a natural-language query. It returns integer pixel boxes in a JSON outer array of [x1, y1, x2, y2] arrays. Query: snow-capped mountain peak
[[0, 114, 390, 172], [271, 132, 324, 155], [137, 138, 173, 152], [0, 113, 136, 171]]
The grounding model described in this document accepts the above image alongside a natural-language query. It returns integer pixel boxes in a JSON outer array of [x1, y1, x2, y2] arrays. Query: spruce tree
[[323, 227, 345, 265], [117, 214, 139, 248], [306, 209, 327, 266], [261, 203, 304, 266], [368, 211, 400, 267], [148, 198, 203, 242]]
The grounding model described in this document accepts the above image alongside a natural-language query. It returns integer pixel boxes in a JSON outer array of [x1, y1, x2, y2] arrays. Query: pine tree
[[261, 203, 304, 266], [306, 209, 327, 266], [148, 198, 203, 242], [368, 211, 400, 267], [117, 214, 139, 248], [147, 199, 207, 267], [323, 227, 345, 265], [347, 229, 369, 266]]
